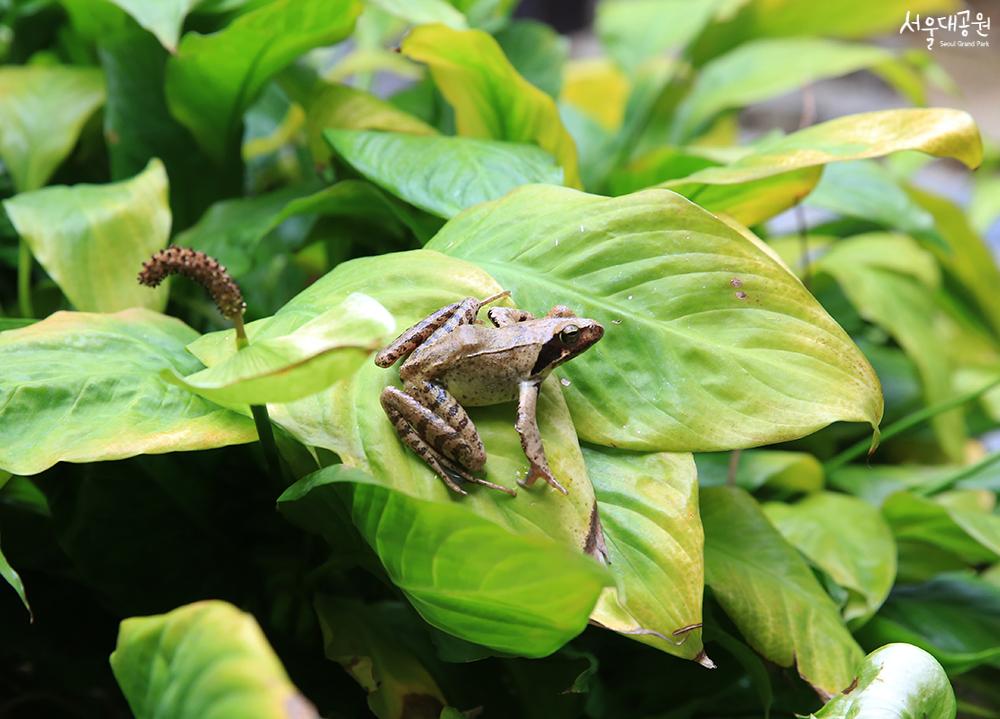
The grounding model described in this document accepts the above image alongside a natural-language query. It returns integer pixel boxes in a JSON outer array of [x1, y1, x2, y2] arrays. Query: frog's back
[[435, 325, 533, 406]]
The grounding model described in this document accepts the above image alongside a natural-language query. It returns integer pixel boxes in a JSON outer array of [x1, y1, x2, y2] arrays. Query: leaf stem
[[824, 375, 1000, 474], [233, 314, 283, 485], [17, 239, 33, 318]]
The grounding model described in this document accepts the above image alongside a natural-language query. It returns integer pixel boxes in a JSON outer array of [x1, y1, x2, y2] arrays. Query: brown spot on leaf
[[730, 278, 743, 288], [735, 291, 747, 300], [584, 502, 609, 564]]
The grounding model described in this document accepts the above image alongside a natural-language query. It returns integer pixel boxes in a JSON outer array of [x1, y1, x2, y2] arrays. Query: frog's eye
[[559, 325, 580, 346]]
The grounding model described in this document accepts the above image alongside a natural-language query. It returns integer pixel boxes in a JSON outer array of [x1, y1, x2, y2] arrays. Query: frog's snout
[[584, 320, 604, 344]]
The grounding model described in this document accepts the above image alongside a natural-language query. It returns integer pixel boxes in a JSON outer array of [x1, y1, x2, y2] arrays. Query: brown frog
[[374, 291, 604, 496]]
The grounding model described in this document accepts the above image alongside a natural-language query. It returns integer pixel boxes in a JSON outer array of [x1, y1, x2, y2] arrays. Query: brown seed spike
[[139, 246, 246, 319]]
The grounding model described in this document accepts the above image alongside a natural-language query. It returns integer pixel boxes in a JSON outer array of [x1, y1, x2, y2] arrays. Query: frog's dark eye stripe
[[138, 246, 245, 319], [531, 335, 566, 376]]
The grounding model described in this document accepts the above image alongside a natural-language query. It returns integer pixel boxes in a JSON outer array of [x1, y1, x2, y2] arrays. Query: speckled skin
[[375, 293, 604, 496]]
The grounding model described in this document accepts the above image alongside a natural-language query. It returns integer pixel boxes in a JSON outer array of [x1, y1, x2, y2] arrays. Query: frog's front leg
[[380, 386, 516, 496], [487, 307, 535, 327], [514, 380, 568, 495]]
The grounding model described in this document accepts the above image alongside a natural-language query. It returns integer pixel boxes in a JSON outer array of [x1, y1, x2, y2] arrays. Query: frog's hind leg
[[380, 386, 515, 496], [375, 290, 511, 368], [410, 379, 487, 471]]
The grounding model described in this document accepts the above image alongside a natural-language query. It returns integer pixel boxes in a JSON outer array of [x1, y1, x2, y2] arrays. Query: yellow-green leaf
[[280, 466, 610, 657], [584, 447, 705, 662], [0, 309, 255, 476], [401, 23, 581, 187], [167, 292, 394, 406], [764, 492, 897, 626], [428, 185, 883, 452], [0, 65, 105, 192], [4, 159, 171, 313], [111, 600, 317, 719], [702, 486, 864, 697], [662, 108, 982, 225]]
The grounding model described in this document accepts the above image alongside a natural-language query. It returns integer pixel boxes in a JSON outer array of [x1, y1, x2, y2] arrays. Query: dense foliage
[[1, 0, 998, 717]]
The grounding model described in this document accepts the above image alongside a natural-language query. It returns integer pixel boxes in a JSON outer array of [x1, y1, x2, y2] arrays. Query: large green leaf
[[0, 309, 255, 476], [280, 466, 610, 657], [314, 596, 449, 718], [815, 233, 962, 460], [583, 447, 706, 662], [195, 251, 609, 642], [325, 129, 564, 219], [810, 643, 956, 719], [427, 185, 882, 452], [661, 108, 982, 225], [0, 531, 30, 618], [764, 492, 897, 626], [0, 65, 105, 192], [111, 600, 318, 718], [105, 0, 200, 50], [165, 0, 362, 162], [167, 292, 393, 405], [671, 38, 891, 142], [857, 575, 1000, 674], [401, 24, 581, 187], [3, 159, 171, 313], [701, 486, 864, 697]]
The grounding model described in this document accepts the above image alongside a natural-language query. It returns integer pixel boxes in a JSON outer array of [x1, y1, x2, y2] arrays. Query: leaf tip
[[694, 650, 716, 669]]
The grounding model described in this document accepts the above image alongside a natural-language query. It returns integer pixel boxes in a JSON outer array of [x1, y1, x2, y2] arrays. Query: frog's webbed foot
[[518, 464, 568, 495], [515, 381, 569, 495], [380, 386, 515, 497]]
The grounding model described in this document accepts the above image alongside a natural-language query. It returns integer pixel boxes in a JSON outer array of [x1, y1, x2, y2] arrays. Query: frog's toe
[[520, 466, 569, 495]]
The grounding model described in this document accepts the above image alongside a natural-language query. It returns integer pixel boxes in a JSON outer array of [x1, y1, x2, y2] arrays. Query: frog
[[374, 290, 605, 496]]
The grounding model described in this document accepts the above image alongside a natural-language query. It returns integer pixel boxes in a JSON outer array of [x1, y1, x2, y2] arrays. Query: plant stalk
[[823, 375, 1000, 474], [17, 239, 33, 318], [234, 314, 283, 484]]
